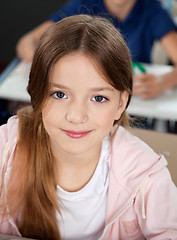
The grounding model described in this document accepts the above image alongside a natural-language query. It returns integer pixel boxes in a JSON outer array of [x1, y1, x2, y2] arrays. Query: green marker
[[132, 62, 146, 74]]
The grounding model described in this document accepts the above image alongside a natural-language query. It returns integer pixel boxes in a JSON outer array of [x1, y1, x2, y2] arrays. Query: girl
[[1, 15, 177, 240]]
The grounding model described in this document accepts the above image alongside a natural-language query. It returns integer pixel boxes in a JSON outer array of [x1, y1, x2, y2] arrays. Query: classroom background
[[0, 0, 67, 72], [0, 0, 177, 130], [0, 0, 177, 70], [0, 0, 176, 192]]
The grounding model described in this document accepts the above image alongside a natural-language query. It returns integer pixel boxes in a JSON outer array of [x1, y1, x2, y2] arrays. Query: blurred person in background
[[16, 0, 177, 100]]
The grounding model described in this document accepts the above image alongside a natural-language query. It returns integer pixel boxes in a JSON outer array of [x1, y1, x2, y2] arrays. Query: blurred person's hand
[[16, 33, 36, 62], [16, 20, 54, 63], [133, 73, 163, 99]]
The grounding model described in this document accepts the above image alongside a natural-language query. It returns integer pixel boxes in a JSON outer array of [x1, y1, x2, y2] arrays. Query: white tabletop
[[0, 60, 177, 121], [128, 87, 177, 121], [0, 60, 31, 102], [128, 64, 177, 121]]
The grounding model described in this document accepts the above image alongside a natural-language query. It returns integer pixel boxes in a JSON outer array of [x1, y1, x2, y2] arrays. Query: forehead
[[49, 52, 114, 89]]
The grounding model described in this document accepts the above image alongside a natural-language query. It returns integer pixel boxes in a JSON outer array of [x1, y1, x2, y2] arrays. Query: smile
[[62, 130, 92, 139]]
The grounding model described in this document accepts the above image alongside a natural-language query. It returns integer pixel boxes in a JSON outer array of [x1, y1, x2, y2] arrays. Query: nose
[[65, 100, 88, 124]]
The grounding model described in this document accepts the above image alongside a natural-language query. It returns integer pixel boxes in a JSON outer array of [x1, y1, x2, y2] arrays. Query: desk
[[0, 60, 177, 122], [128, 87, 177, 121], [0, 59, 30, 102], [127, 64, 177, 121]]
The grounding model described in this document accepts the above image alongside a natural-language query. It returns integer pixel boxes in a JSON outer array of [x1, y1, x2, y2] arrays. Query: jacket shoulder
[[110, 126, 167, 190], [112, 126, 159, 159]]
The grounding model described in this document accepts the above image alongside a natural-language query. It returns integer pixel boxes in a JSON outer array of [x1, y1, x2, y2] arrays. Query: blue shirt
[[49, 0, 177, 63]]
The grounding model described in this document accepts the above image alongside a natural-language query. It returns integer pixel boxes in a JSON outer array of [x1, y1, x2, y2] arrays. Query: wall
[[0, 0, 67, 64]]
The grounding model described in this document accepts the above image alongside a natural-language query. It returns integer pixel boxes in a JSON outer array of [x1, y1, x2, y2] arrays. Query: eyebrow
[[50, 83, 115, 92], [50, 83, 69, 90]]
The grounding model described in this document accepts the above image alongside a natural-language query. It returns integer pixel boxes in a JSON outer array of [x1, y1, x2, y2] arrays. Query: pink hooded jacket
[[0, 116, 177, 239]]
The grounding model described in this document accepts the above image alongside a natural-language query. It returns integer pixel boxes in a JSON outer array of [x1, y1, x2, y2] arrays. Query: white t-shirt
[[56, 135, 110, 240]]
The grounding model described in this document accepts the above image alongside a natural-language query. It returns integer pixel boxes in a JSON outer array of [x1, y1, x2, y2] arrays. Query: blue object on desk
[[0, 57, 20, 84]]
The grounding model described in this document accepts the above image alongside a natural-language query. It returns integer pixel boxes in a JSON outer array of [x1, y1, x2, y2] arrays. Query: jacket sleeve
[[135, 166, 177, 239]]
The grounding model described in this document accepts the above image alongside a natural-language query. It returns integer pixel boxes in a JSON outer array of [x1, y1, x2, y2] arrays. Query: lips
[[62, 130, 92, 139]]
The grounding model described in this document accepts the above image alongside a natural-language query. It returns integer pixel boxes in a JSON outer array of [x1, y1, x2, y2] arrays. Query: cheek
[[42, 99, 64, 119], [94, 108, 118, 129], [42, 101, 57, 131], [42, 103, 52, 123]]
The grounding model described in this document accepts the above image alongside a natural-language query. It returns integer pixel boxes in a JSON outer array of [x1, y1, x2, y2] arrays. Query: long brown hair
[[3, 15, 133, 239]]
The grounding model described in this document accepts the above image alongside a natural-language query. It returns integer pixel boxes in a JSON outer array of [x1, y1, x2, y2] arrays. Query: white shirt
[[56, 135, 110, 240]]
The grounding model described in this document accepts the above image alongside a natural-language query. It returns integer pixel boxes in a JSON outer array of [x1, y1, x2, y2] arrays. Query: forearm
[[16, 20, 54, 62], [31, 20, 54, 43]]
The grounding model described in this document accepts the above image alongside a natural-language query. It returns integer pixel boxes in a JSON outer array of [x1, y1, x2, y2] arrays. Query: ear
[[114, 91, 129, 120]]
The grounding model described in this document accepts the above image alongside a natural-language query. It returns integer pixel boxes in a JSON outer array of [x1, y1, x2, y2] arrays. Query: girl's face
[[42, 52, 128, 158]]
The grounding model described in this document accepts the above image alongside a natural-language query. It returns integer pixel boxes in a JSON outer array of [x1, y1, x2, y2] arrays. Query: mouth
[[62, 130, 92, 139]]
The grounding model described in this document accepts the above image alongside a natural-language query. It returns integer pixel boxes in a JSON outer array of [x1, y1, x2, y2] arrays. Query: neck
[[52, 143, 102, 192], [104, 0, 137, 21]]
